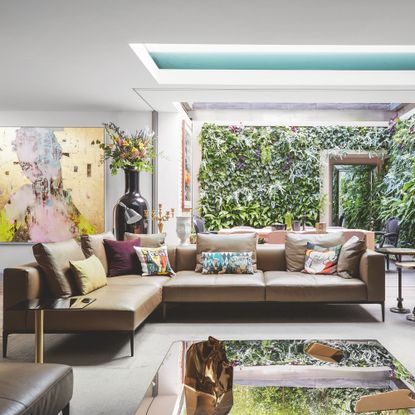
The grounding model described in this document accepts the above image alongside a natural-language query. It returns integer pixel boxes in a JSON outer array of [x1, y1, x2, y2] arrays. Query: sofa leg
[[2, 331, 8, 358], [162, 303, 167, 322], [62, 403, 70, 415], [381, 302, 385, 322], [130, 331, 135, 357]]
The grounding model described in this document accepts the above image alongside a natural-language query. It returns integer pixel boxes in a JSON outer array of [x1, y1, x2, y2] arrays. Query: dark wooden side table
[[12, 297, 95, 363], [376, 247, 415, 314]]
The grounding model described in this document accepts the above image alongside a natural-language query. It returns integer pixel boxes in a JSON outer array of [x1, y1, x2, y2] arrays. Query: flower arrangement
[[92, 122, 155, 175]]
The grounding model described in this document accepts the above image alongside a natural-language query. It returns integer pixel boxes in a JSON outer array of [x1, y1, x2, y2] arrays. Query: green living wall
[[198, 117, 415, 245], [377, 116, 415, 245], [333, 165, 376, 230], [199, 123, 389, 230]]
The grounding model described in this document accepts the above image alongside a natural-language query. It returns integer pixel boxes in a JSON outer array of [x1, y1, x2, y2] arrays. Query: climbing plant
[[377, 116, 415, 246], [338, 165, 377, 230], [199, 123, 390, 231]]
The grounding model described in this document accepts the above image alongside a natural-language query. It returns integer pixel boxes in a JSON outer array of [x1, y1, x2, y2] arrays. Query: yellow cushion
[[70, 255, 107, 295]]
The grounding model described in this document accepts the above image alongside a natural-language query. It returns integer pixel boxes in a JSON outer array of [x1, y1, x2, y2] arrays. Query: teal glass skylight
[[145, 45, 415, 71]]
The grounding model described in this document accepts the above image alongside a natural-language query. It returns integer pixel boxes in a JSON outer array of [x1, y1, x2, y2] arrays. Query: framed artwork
[[182, 120, 192, 211], [0, 127, 105, 243]]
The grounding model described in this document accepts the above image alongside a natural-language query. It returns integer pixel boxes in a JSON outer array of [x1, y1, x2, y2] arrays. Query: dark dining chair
[[193, 215, 206, 234], [375, 217, 401, 270], [193, 214, 218, 235]]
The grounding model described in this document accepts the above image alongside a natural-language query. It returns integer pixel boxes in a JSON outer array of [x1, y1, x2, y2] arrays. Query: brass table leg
[[34, 309, 44, 364]]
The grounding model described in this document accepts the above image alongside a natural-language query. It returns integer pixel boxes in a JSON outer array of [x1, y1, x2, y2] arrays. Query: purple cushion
[[103, 238, 141, 277]]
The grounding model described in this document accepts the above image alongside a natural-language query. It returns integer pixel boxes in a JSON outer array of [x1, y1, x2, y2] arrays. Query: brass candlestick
[[144, 204, 175, 233]]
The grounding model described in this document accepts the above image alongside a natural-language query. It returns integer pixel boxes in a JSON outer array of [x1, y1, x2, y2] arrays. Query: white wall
[[0, 111, 152, 270], [157, 111, 191, 245]]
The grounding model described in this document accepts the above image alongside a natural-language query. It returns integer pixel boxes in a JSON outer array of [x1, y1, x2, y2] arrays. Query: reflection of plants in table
[[224, 340, 415, 396], [231, 385, 410, 415]]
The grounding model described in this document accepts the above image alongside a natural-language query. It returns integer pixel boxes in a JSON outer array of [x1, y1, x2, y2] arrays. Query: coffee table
[[135, 339, 415, 415], [12, 297, 95, 363]]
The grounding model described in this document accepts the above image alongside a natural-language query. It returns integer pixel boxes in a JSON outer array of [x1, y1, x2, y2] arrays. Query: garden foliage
[[199, 123, 389, 230], [377, 117, 415, 245], [199, 118, 415, 245]]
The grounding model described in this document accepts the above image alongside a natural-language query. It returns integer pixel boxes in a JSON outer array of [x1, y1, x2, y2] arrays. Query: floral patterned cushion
[[134, 246, 175, 276], [202, 251, 254, 274], [303, 242, 341, 275]]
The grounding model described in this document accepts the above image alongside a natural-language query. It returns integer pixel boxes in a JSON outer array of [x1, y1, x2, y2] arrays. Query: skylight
[[134, 44, 415, 71]]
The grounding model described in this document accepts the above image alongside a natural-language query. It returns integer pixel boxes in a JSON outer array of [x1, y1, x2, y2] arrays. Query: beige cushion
[[264, 271, 367, 302], [124, 232, 166, 247], [257, 244, 286, 272], [337, 236, 367, 279], [107, 275, 170, 288], [33, 239, 85, 297], [80, 232, 115, 274], [69, 255, 107, 295], [176, 245, 197, 271], [163, 270, 265, 302], [285, 232, 344, 272], [196, 233, 257, 272]]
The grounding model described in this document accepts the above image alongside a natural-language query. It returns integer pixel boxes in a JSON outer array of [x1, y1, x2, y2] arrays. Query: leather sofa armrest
[[359, 250, 385, 302], [3, 263, 50, 310]]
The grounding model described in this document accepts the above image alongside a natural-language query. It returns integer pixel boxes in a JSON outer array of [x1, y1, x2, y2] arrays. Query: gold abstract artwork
[[0, 127, 105, 243]]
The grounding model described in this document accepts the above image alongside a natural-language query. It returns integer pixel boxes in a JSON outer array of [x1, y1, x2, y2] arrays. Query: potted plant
[[93, 122, 155, 239]]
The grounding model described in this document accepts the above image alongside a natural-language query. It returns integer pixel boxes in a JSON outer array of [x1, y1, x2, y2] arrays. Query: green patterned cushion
[[202, 251, 254, 274], [303, 242, 341, 275], [134, 246, 175, 276]]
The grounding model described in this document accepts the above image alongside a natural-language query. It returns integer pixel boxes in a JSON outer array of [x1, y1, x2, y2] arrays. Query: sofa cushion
[[26, 280, 163, 332], [0, 362, 73, 415], [303, 243, 341, 275], [285, 232, 344, 272], [196, 233, 257, 272], [337, 236, 367, 279], [33, 239, 85, 297], [163, 270, 265, 302], [107, 275, 170, 288], [81, 232, 115, 274], [176, 245, 197, 271], [134, 246, 175, 276], [103, 238, 141, 277], [124, 232, 166, 246], [256, 244, 286, 272], [264, 271, 366, 302], [70, 255, 107, 295], [202, 251, 254, 274]]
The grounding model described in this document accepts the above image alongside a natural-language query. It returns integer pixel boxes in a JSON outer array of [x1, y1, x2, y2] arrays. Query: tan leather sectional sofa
[[3, 244, 385, 358]]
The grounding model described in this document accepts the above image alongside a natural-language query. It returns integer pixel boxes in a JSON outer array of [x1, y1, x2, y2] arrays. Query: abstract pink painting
[[0, 127, 105, 243]]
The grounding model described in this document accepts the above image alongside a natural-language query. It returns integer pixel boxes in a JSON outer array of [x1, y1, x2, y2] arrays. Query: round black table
[[376, 247, 415, 314]]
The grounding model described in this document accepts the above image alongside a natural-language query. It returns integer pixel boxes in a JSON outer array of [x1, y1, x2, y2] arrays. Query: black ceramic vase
[[114, 169, 149, 240]]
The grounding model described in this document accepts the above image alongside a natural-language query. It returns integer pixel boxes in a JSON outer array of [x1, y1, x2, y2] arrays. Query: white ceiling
[[2, 1, 415, 112]]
